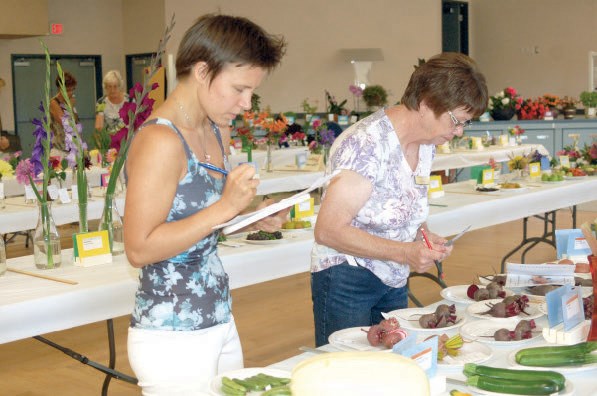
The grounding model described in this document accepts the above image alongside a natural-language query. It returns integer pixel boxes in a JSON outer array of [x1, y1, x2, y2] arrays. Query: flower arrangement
[[487, 87, 523, 114], [362, 85, 388, 109], [97, 17, 172, 253], [559, 96, 578, 109], [308, 119, 336, 155], [581, 142, 597, 165], [556, 145, 582, 162], [325, 90, 348, 115], [508, 154, 529, 171], [55, 63, 90, 232], [349, 84, 363, 113], [0, 159, 13, 180], [517, 98, 549, 120], [542, 94, 560, 108], [508, 125, 525, 136], [301, 98, 318, 114]]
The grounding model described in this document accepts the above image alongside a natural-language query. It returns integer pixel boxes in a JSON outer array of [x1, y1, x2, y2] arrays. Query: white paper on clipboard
[[214, 170, 339, 234]]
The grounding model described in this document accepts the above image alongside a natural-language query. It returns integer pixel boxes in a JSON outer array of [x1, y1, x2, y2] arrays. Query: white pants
[[128, 318, 243, 396]]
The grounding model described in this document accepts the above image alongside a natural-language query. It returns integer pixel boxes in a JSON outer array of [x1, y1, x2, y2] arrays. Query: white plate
[[498, 184, 529, 193], [468, 379, 574, 396], [441, 285, 513, 305], [564, 175, 588, 180], [437, 340, 493, 368], [507, 346, 597, 373], [466, 298, 544, 321], [385, 307, 466, 332], [460, 320, 542, 346], [210, 367, 291, 395], [328, 326, 395, 352], [280, 226, 313, 233]]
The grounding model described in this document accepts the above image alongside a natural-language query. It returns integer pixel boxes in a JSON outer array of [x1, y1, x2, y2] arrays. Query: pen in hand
[[420, 228, 444, 280]]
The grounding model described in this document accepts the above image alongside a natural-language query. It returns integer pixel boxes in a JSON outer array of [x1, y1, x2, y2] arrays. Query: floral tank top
[[130, 117, 232, 331]]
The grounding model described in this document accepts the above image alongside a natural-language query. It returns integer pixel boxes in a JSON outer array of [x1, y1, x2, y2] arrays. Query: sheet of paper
[[214, 170, 339, 234], [505, 263, 575, 288]]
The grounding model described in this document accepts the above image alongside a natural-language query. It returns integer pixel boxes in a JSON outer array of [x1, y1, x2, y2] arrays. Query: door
[[125, 53, 156, 92], [12, 54, 101, 156], [442, 1, 469, 55]]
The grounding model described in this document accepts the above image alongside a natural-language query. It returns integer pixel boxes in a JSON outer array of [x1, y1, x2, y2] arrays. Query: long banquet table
[[266, 299, 596, 395], [2, 176, 596, 344]]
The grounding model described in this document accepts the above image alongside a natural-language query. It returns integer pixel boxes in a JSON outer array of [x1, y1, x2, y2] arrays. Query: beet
[[493, 328, 511, 341], [467, 284, 479, 299], [419, 313, 438, 328], [366, 324, 382, 346], [474, 288, 490, 301], [480, 302, 507, 317]]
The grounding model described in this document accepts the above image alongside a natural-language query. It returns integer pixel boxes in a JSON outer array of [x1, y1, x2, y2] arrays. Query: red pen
[[420, 229, 444, 280]]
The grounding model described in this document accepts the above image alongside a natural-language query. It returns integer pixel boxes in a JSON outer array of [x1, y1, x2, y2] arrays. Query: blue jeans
[[311, 261, 408, 347]]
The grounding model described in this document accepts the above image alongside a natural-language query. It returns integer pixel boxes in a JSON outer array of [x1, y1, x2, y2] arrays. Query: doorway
[[125, 53, 156, 92], [12, 54, 101, 156], [442, 1, 469, 55]]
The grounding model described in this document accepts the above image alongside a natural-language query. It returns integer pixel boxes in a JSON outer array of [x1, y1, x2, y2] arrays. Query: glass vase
[[33, 200, 62, 269], [98, 193, 124, 255], [266, 143, 273, 172], [0, 235, 6, 276]]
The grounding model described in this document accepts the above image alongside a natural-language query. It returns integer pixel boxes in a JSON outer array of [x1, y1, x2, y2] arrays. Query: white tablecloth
[[432, 144, 549, 171], [0, 169, 324, 234], [267, 299, 597, 395], [0, 230, 314, 344]]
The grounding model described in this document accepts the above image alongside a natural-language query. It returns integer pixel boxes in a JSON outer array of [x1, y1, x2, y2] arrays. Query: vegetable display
[[418, 304, 459, 328], [221, 373, 291, 396], [463, 363, 565, 395], [467, 281, 506, 301], [364, 317, 408, 348]]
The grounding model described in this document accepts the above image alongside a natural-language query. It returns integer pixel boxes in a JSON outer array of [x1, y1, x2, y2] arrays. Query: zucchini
[[466, 375, 560, 395], [261, 385, 292, 395], [516, 352, 597, 367], [222, 376, 247, 393], [463, 363, 565, 390], [515, 341, 597, 357]]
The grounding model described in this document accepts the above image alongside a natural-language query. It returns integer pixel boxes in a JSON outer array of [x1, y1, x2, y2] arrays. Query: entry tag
[[559, 155, 570, 168], [58, 188, 71, 204], [529, 162, 541, 178], [73, 230, 112, 267], [481, 168, 495, 186], [499, 135, 509, 146], [47, 185, 59, 200], [415, 175, 430, 185], [427, 175, 444, 198], [562, 287, 584, 331], [24, 185, 36, 201], [293, 197, 314, 219]]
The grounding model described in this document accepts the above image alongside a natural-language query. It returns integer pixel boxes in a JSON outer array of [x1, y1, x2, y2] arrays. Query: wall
[[122, 0, 165, 55], [469, 0, 597, 99], [0, 0, 124, 132], [0, 0, 48, 38], [164, 0, 441, 113]]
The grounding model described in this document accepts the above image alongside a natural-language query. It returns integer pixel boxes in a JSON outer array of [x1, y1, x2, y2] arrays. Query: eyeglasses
[[448, 111, 473, 129]]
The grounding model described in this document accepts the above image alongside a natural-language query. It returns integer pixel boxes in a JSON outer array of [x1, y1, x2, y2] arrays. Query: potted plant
[[325, 90, 347, 119], [362, 85, 388, 111], [580, 91, 597, 118], [488, 87, 522, 121], [559, 96, 578, 119], [301, 98, 318, 122]]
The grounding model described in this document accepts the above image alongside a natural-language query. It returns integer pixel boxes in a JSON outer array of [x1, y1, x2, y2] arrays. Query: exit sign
[[50, 23, 63, 35]]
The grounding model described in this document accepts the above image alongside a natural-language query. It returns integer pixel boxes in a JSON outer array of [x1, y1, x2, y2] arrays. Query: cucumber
[[463, 363, 565, 390], [515, 341, 597, 357], [516, 352, 597, 367], [466, 375, 560, 395], [221, 383, 246, 396]]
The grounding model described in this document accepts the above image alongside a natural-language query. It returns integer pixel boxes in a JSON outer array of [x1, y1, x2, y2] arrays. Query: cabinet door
[[561, 127, 597, 150], [519, 129, 555, 154]]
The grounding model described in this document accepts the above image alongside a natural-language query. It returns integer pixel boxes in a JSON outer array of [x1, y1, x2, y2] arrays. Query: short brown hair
[[176, 14, 286, 82], [55, 71, 77, 89], [401, 52, 488, 118]]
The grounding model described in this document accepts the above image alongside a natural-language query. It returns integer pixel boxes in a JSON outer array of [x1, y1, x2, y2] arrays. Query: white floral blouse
[[311, 109, 435, 288]]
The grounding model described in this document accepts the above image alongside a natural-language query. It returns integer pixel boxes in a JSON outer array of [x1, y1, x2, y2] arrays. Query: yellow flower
[[0, 159, 14, 178], [508, 155, 528, 171]]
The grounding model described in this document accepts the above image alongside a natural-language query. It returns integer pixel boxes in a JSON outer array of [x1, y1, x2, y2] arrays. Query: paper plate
[[441, 285, 513, 305], [466, 298, 544, 321], [385, 306, 466, 332], [210, 368, 291, 395], [328, 326, 394, 352], [437, 340, 493, 368], [460, 319, 542, 346]]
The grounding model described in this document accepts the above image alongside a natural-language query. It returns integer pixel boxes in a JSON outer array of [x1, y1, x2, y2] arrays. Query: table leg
[[407, 270, 447, 307]]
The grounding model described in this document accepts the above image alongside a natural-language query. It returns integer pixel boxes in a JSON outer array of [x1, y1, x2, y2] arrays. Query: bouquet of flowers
[[517, 98, 549, 120], [508, 154, 529, 171], [488, 87, 523, 118], [508, 125, 525, 136], [542, 94, 560, 109], [556, 145, 582, 162], [308, 119, 336, 157], [581, 142, 597, 165], [0, 158, 13, 181]]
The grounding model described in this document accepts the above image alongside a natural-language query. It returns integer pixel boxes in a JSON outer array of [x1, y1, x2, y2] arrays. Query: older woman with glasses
[[310, 52, 488, 346]]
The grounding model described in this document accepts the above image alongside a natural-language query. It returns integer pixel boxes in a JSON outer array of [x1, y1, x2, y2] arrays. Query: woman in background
[[124, 14, 286, 395], [49, 71, 78, 153], [95, 70, 128, 146], [311, 52, 488, 346]]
